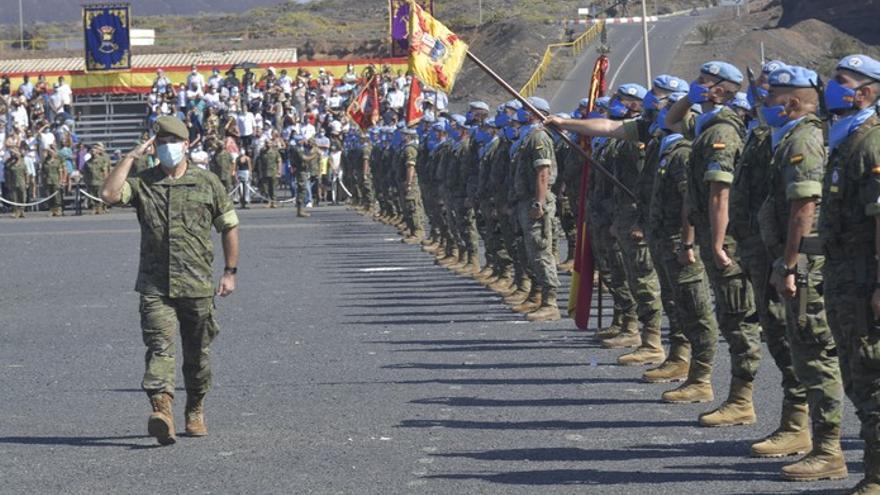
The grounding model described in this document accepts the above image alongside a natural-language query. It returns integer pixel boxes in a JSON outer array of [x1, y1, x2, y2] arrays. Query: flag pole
[[464, 50, 637, 202]]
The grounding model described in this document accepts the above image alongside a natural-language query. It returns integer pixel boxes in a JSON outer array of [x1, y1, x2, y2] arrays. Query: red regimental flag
[[569, 54, 609, 330], [406, 77, 424, 127]]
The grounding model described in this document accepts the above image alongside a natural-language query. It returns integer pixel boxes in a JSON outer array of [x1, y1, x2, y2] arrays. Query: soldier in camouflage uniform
[[447, 114, 481, 275], [728, 61, 810, 459], [400, 128, 425, 243], [356, 133, 375, 214], [4, 145, 28, 218], [474, 117, 512, 287], [85, 143, 111, 214], [211, 143, 235, 193], [41, 145, 67, 217], [644, 98, 721, 404], [667, 61, 763, 428], [757, 65, 846, 481], [511, 96, 561, 322], [818, 54, 880, 495], [258, 139, 282, 208], [290, 137, 321, 218], [101, 115, 240, 446], [487, 105, 522, 296]]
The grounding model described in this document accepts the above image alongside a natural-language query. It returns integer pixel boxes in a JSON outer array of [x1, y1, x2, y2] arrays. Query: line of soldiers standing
[[340, 97, 582, 323], [338, 53, 880, 493]]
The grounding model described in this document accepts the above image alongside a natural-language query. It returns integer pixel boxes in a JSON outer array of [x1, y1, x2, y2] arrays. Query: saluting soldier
[[100, 115, 240, 446], [85, 143, 111, 214], [41, 145, 67, 217]]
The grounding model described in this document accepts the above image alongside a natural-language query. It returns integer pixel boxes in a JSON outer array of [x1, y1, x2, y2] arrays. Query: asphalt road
[[550, 12, 710, 113], [0, 206, 865, 494]]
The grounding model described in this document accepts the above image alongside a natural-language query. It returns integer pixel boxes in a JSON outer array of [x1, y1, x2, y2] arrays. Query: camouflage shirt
[[118, 164, 239, 298], [85, 154, 111, 186], [760, 114, 825, 252], [513, 126, 557, 202]]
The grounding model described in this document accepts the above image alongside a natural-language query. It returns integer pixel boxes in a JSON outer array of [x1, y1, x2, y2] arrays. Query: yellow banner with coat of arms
[[407, 0, 468, 93]]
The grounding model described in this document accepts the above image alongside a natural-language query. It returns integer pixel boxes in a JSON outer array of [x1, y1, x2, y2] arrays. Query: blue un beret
[[837, 54, 880, 83], [667, 91, 688, 103], [483, 117, 498, 128], [701, 61, 744, 85], [653, 74, 688, 92], [595, 96, 611, 109], [579, 98, 590, 107], [729, 91, 752, 111], [469, 101, 490, 112], [504, 99, 522, 111], [768, 65, 818, 89], [528, 96, 551, 113], [451, 114, 467, 127], [762, 60, 787, 75], [617, 83, 648, 100]]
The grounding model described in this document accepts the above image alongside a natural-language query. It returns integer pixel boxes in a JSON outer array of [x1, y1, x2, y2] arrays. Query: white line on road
[[608, 23, 657, 89]]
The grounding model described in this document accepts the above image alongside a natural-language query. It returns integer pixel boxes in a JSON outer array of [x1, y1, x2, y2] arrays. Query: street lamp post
[[641, 0, 652, 87], [19, 0, 25, 51]]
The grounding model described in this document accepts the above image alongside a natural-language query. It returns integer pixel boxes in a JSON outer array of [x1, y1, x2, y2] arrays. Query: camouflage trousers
[[826, 254, 880, 449], [45, 184, 64, 210], [614, 222, 663, 331], [295, 172, 310, 208], [740, 237, 803, 407], [648, 235, 683, 342], [480, 199, 512, 270], [780, 255, 843, 431], [695, 229, 762, 382], [139, 294, 219, 398], [498, 200, 527, 282], [454, 198, 480, 256], [262, 177, 277, 202], [403, 188, 425, 236], [517, 199, 559, 290], [361, 172, 375, 210], [655, 238, 719, 380], [589, 217, 637, 320]]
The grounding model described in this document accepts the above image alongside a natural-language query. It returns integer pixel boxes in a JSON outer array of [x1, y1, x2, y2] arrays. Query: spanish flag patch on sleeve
[[712, 143, 726, 150], [790, 154, 804, 165]]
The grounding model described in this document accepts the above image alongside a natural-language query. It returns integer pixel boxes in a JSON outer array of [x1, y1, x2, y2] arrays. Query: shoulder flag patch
[[790, 154, 804, 165], [712, 143, 726, 150]]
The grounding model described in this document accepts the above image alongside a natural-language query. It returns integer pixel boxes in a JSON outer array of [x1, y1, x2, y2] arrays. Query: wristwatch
[[773, 259, 796, 277], [224, 266, 238, 275]]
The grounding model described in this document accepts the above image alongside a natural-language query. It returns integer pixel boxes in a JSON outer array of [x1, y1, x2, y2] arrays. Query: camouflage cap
[[152, 115, 189, 140]]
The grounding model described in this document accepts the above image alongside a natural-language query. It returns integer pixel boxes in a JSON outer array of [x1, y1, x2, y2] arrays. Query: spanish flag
[[407, 0, 468, 94]]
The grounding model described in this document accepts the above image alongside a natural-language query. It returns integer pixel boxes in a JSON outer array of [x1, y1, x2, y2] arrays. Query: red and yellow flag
[[569, 54, 609, 329], [406, 77, 425, 127], [407, 0, 468, 93]]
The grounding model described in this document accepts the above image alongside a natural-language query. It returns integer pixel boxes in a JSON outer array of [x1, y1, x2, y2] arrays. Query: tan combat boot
[[460, 253, 481, 276], [526, 289, 561, 322], [662, 360, 714, 403], [751, 401, 812, 458], [449, 250, 470, 272], [781, 425, 847, 481], [498, 275, 525, 297], [504, 278, 533, 306], [600, 319, 641, 349], [185, 393, 208, 437], [489, 270, 514, 294], [618, 325, 665, 366], [148, 392, 176, 446], [297, 206, 310, 218], [403, 231, 425, 245], [474, 265, 494, 280], [699, 376, 757, 427], [596, 312, 635, 341], [643, 341, 690, 383], [437, 248, 460, 267], [511, 285, 542, 313]]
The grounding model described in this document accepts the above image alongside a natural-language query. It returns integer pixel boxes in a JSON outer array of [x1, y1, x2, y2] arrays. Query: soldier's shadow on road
[[0, 435, 158, 450]]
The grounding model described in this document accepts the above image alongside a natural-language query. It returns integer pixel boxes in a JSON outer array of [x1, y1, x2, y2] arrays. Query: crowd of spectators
[[0, 61, 447, 215]]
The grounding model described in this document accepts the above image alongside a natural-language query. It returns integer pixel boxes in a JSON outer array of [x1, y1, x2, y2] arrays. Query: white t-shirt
[[300, 123, 316, 141], [237, 112, 256, 137], [187, 72, 205, 93], [56, 83, 72, 106]]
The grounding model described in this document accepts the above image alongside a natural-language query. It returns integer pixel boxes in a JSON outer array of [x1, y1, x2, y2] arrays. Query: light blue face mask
[[157, 142, 186, 169]]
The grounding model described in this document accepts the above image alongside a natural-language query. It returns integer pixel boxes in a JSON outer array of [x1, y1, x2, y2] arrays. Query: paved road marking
[[358, 267, 410, 273], [609, 23, 658, 89]]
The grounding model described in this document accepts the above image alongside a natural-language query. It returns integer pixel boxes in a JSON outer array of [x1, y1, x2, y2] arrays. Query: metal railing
[[519, 21, 604, 98]]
